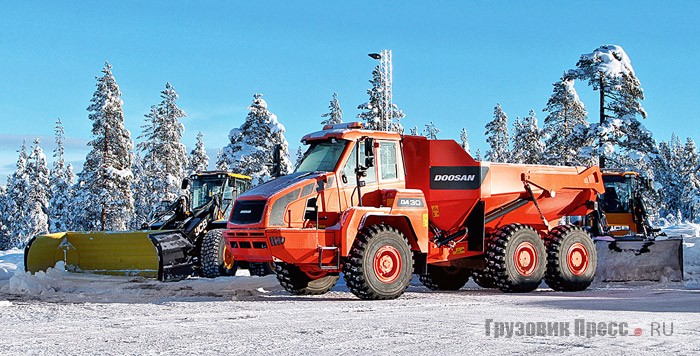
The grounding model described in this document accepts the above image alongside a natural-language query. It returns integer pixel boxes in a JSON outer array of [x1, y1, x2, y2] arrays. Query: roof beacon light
[[322, 122, 364, 131]]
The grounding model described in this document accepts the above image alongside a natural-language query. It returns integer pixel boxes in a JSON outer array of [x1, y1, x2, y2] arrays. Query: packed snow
[[1, 224, 700, 354]]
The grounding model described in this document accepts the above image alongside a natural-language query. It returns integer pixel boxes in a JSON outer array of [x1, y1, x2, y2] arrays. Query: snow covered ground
[[1, 225, 700, 354]]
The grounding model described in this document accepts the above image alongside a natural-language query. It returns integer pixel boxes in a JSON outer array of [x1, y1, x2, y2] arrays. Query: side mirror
[[271, 144, 283, 178], [365, 138, 375, 157], [364, 138, 375, 168], [181, 178, 189, 190]]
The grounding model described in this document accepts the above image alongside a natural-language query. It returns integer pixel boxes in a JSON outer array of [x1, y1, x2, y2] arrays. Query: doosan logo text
[[434, 174, 476, 182]]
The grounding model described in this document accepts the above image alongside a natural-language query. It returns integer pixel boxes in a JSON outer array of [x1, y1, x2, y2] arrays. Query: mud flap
[[594, 237, 684, 283], [148, 231, 195, 281]]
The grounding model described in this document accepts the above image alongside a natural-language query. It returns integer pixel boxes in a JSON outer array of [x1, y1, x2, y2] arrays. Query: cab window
[[342, 141, 377, 185], [380, 141, 398, 180]]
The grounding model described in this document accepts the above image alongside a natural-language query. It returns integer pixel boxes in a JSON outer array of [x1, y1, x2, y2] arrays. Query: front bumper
[[225, 228, 339, 266]]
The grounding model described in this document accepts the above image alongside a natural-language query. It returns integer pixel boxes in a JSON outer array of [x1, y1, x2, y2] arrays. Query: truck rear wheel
[[275, 263, 339, 295], [544, 225, 597, 291], [420, 265, 470, 290], [487, 224, 546, 293], [344, 224, 414, 300], [249, 262, 275, 276], [200, 229, 237, 278], [471, 269, 498, 289]]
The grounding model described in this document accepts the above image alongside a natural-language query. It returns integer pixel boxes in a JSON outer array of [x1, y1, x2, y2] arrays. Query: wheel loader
[[24, 171, 274, 280], [225, 122, 613, 300], [592, 170, 684, 282]]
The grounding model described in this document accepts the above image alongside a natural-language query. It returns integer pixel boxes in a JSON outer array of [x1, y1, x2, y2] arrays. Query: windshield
[[601, 176, 632, 213], [191, 177, 227, 209], [295, 139, 349, 173]]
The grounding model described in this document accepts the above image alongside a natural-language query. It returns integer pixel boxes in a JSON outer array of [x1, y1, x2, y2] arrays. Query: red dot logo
[[634, 328, 643, 336]]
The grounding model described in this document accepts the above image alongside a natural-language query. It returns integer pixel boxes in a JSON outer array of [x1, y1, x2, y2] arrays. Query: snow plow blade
[[24, 230, 194, 281], [594, 237, 684, 283]]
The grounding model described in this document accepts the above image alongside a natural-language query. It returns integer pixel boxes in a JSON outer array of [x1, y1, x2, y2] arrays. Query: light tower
[[368, 49, 393, 131]]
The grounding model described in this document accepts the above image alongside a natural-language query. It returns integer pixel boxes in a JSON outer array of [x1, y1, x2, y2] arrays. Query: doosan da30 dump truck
[[224, 122, 610, 300]]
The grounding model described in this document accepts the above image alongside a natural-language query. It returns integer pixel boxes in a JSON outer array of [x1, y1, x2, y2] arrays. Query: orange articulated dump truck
[[225, 122, 605, 299]]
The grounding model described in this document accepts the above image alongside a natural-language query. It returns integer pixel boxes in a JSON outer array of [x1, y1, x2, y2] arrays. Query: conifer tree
[[542, 76, 589, 165], [25, 138, 50, 240], [137, 82, 189, 205], [423, 122, 440, 139], [188, 132, 209, 174], [220, 94, 293, 184], [74, 62, 134, 231], [321, 92, 343, 125], [568, 45, 654, 168], [49, 118, 76, 232], [0, 185, 8, 249], [485, 103, 510, 163], [357, 65, 404, 132], [5, 142, 30, 247], [511, 110, 545, 164], [459, 128, 470, 153]]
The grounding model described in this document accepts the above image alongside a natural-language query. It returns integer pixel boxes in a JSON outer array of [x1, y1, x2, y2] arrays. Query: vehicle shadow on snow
[[521, 282, 700, 313]]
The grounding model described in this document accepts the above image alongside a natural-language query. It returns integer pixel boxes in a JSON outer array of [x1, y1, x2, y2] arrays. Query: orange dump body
[[403, 136, 603, 234]]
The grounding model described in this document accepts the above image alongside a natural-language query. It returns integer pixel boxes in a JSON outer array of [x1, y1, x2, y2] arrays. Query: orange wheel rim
[[373, 246, 402, 283], [513, 242, 538, 276], [566, 242, 589, 276]]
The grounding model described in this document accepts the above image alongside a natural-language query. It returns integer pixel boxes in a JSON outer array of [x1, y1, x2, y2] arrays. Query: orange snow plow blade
[[595, 237, 684, 283], [24, 231, 160, 278]]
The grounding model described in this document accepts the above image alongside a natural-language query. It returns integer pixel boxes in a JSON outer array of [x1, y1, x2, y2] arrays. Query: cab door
[[339, 139, 404, 207]]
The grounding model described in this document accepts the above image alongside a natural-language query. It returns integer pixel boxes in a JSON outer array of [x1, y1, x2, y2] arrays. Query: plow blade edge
[[24, 230, 194, 280], [594, 237, 684, 283]]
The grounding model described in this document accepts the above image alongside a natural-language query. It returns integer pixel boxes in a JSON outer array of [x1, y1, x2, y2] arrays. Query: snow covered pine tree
[[25, 138, 50, 240], [5, 142, 30, 247], [321, 92, 343, 125], [219, 94, 293, 184], [74, 62, 134, 231], [568, 45, 655, 169], [138, 82, 188, 206], [188, 132, 210, 175], [511, 110, 545, 164], [48, 118, 76, 232], [542, 76, 590, 165], [423, 122, 440, 140], [357, 62, 405, 132], [459, 128, 471, 154], [485, 103, 510, 163], [0, 185, 9, 249]]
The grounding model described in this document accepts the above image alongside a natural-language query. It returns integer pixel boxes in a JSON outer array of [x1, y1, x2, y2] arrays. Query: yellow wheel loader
[[24, 171, 273, 281], [592, 170, 684, 282]]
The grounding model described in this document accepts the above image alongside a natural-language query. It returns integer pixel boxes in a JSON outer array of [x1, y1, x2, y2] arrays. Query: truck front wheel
[[486, 223, 546, 293], [275, 263, 339, 295], [544, 225, 597, 291], [344, 224, 414, 300]]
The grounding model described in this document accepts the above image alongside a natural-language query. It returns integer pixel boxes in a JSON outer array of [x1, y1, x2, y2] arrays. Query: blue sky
[[1, 1, 699, 181]]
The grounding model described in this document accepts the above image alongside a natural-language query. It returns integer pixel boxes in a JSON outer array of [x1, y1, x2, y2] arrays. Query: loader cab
[[190, 172, 252, 219], [600, 172, 648, 236]]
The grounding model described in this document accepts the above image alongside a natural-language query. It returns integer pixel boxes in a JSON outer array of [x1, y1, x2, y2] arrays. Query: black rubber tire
[[249, 262, 275, 276], [275, 263, 339, 295], [471, 269, 498, 289], [343, 224, 414, 300], [200, 229, 237, 278], [419, 265, 470, 290], [486, 224, 547, 293], [544, 225, 597, 292]]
